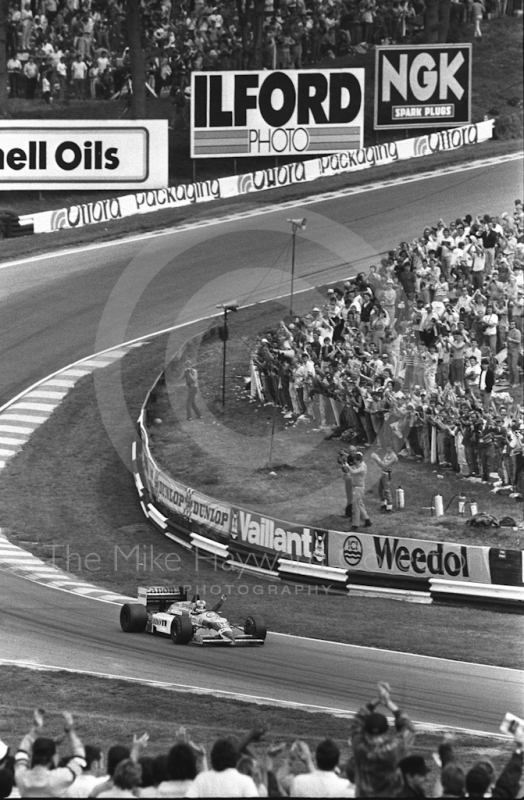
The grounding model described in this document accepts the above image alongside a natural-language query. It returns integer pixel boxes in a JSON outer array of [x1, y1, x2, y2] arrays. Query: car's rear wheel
[[120, 603, 148, 633], [171, 615, 193, 645], [244, 614, 267, 641]]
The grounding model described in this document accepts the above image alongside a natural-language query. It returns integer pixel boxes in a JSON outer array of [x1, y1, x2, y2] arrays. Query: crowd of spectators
[[1, 683, 523, 797], [5, 0, 522, 106], [251, 203, 524, 495]]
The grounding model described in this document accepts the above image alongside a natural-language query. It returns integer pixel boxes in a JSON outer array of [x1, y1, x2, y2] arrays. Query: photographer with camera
[[339, 446, 358, 518], [342, 451, 372, 530]]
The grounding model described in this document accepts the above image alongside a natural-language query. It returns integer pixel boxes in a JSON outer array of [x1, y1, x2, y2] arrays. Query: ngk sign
[[374, 44, 472, 129], [191, 69, 364, 158]]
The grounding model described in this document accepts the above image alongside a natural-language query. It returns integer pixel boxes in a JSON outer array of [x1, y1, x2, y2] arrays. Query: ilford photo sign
[[374, 44, 472, 129], [0, 120, 168, 190], [191, 68, 364, 157]]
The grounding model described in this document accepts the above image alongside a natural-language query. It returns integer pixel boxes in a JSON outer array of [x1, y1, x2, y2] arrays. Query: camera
[[337, 449, 349, 466], [500, 712, 524, 737]]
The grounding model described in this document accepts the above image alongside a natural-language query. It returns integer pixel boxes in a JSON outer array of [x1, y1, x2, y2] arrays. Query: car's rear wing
[[137, 586, 188, 611]]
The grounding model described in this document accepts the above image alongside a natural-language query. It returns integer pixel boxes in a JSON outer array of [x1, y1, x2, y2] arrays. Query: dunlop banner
[[154, 470, 231, 538], [328, 530, 492, 583]]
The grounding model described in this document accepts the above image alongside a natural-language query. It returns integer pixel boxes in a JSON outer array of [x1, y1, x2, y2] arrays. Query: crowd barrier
[[430, 579, 524, 612], [19, 120, 494, 235], [132, 331, 524, 606]]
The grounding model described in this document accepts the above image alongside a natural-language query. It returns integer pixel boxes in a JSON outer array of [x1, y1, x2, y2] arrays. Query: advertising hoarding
[[374, 44, 472, 129], [229, 507, 328, 565], [191, 69, 365, 157], [0, 120, 168, 190], [329, 530, 492, 583]]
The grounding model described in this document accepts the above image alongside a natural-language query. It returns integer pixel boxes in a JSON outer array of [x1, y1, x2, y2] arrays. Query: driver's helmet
[[193, 600, 206, 613]]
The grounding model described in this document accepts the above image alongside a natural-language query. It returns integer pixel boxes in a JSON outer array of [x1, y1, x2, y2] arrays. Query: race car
[[119, 586, 267, 646]]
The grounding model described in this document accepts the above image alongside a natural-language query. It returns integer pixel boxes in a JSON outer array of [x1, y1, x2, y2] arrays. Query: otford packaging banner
[[21, 120, 493, 233], [328, 530, 492, 583], [374, 44, 472, 129], [0, 120, 168, 190], [191, 69, 365, 157], [229, 507, 328, 564]]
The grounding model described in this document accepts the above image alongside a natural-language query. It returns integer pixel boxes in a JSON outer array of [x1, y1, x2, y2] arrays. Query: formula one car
[[120, 586, 267, 646]]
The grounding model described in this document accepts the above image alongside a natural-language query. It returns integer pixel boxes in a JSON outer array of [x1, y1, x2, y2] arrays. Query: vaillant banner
[[374, 44, 472, 129], [191, 68, 365, 157], [0, 120, 168, 189]]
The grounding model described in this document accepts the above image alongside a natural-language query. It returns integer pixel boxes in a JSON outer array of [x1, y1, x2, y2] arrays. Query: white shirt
[[185, 768, 259, 797], [156, 779, 195, 797], [63, 773, 106, 797], [71, 60, 87, 79], [482, 313, 498, 336], [290, 770, 355, 797]]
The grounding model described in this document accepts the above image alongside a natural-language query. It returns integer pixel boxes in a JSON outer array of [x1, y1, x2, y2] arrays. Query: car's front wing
[[193, 633, 265, 646]]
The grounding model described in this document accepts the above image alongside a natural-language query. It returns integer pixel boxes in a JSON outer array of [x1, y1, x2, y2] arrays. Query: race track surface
[[1, 570, 522, 732], [1, 159, 523, 731]]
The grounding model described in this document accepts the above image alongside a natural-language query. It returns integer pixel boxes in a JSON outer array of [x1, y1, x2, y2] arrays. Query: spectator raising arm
[[349, 682, 415, 797], [15, 709, 86, 798]]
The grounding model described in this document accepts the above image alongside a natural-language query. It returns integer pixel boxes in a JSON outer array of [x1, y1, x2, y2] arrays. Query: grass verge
[[0, 325, 523, 670], [0, 665, 514, 779]]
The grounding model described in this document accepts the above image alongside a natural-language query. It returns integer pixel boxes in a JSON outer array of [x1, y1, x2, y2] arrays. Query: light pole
[[287, 218, 307, 316], [217, 301, 239, 407]]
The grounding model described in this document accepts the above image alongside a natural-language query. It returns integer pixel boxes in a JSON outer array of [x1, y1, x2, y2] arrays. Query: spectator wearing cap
[[15, 709, 86, 798], [350, 681, 415, 797], [398, 754, 430, 797]]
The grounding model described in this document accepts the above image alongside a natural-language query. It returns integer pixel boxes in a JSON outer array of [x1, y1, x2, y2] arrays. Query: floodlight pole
[[218, 302, 239, 407], [287, 219, 306, 316], [222, 306, 228, 408], [290, 224, 297, 316]]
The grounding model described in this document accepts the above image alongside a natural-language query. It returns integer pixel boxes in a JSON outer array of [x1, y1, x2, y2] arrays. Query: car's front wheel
[[171, 615, 193, 645], [120, 603, 148, 633], [244, 614, 267, 642]]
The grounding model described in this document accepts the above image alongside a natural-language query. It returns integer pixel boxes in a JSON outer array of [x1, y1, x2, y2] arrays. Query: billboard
[[229, 507, 328, 565], [191, 69, 365, 158], [329, 531, 492, 583], [0, 120, 168, 190], [374, 44, 472, 129]]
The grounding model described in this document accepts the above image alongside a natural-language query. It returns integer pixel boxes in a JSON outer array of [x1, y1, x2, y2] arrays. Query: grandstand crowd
[[0, 682, 523, 797], [5, 0, 523, 106], [251, 204, 524, 496]]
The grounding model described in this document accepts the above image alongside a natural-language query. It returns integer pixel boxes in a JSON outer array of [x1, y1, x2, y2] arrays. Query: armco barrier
[[131, 331, 524, 605], [430, 579, 524, 612], [20, 120, 494, 234]]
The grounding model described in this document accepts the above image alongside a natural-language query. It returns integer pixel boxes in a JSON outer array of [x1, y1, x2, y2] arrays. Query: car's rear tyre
[[244, 614, 267, 641], [120, 603, 148, 633], [171, 615, 193, 645]]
